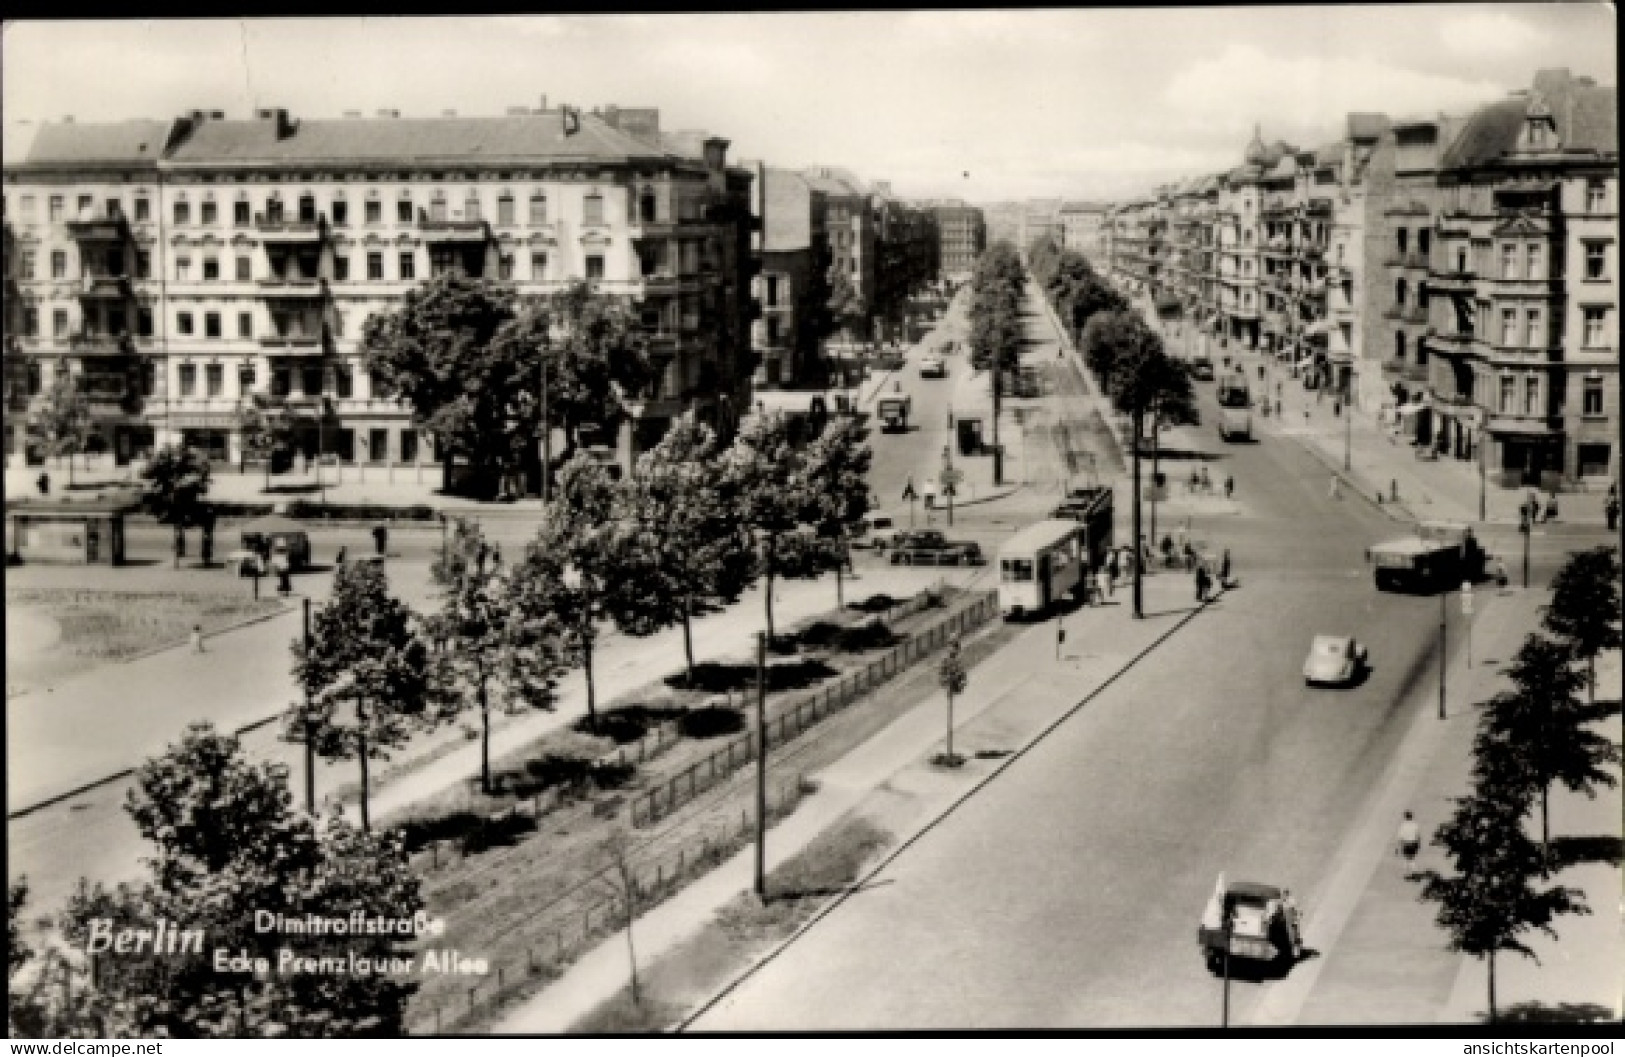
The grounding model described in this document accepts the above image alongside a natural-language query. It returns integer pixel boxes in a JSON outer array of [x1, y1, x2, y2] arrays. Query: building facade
[[752, 167, 830, 387], [1058, 201, 1109, 266], [931, 201, 986, 282], [3, 103, 760, 480]]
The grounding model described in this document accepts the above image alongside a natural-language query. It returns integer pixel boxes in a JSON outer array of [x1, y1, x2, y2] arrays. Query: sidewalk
[[494, 573, 1205, 1033], [1249, 584, 1622, 1026]]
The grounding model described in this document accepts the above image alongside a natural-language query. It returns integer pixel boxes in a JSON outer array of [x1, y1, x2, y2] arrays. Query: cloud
[[1436, 10, 1551, 58], [1164, 44, 1504, 143]]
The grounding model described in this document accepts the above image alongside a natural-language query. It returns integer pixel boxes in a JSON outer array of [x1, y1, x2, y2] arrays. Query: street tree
[[801, 414, 873, 608], [287, 561, 435, 831], [937, 635, 968, 765], [597, 827, 644, 1008], [612, 418, 757, 681], [1479, 633, 1619, 852], [1542, 546, 1623, 703], [1410, 782, 1586, 1022], [8, 879, 102, 1037], [140, 444, 212, 567], [235, 398, 293, 486], [27, 373, 95, 487], [511, 455, 621, 733], [430, 517, 568, 794], [57, 723, 423, 1037]]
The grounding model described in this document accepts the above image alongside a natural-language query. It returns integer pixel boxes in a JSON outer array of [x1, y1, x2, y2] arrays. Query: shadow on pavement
[[1549, 835, 1623, 869], [1576, 699, 1623, 722], [1492, 1001, 1617, 1024]]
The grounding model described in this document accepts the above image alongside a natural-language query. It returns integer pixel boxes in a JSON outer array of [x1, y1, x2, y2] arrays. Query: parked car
[[919, 355, 947, 379], [1302, 634, 1368, 687], [889, 529, 982, 566], [1189, 356, 1216, 381], [851, 512, 903, 550]]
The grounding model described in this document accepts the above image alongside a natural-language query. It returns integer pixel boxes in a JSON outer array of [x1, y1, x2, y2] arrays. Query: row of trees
[[1027, 234, 1130, 349], [966, 241, 1027, 485], [287, 411, 871, 822], [1413, 546, 1621, 1021]]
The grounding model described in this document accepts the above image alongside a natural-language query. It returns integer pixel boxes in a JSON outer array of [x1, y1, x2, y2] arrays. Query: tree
[[801, 415, 873, 608], [1479, 633, 1619, 852], [597, 827, 643, 1008], [1542, 546, 1623, 703], [8, 879, 109, 1037], [140, 445, 212, 568], [511, 455, 621, 733], [430, 518, 567, 794], [1410, 783, 1586, 1022], [27, 373, 95, 487], [286, 561, 435, 832], [612, 418, 757, 681], [720, 411, 825, 643], [938, 635, 968, 765], [826, 270, 867, 343], [56, 723, 423, 1037], [235, 398, 292, 487]]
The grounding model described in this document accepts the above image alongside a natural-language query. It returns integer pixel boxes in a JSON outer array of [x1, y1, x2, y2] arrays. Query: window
[[1501, 243, 1518, 279], [400, 429, 418, 463], [238, 312, 253, 338], [76, 195, 92, 217], [584, 193, 604, 225], [298, 196, 316, 223], [177, 312, 194, 336], [137, 308, 153, 337], [179, 364, 197, 397], [175, 256, 191, 281], [367, 253, 384, 281], [1584, 242, 1607, 281], [51, 250, 67, 279], [1394, 278, 1407, 306], [397, 199, 413, 224], [48, 196, 63, 222], [204, 312, 221, 338], [585, 254, 605, 280], [529, 194, 547, 225], [18, 250, 35, 278], [1501, 307, 1519, 346], [334, 363, 353, 399], [53, 309, 68, 338], [331, 200, 348, 226], [1583, 306, 1608, 347], [264, 198, 283, 223], [234, 201, 251, 226], [271, 367, 291, 397], [23, 307, 38, 336], [102, 198, 121, 220], [498, 256, 514, 280], [1524, 375, 1540, 416], [766, 276, 780, 306], [399, 252, 415, 280], [1583, 376, 1605, 416], [1499, 375, 1514, 413], [301, 365, 323, 397], [1587, 179, 1607, 213], [1396, 228, 1408, 255], [1525, 308, 1541, 347], [201, 201, 217, 225], [497, 195, 515, 226], [174, 200, 190, 226], [334, 256, 349, 282], [464, 196, 481, 222], [203, 258, 220, 281], [365, 200, 382, 225], [429, 198, 447, 222], [236, 256, 251, 281], [206, 363, 224, 397], [1417, 230, 1430, 258]]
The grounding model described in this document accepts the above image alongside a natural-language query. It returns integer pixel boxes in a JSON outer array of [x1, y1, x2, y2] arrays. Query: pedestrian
[[1494, 556, 1508, 588], [1139, 535, 1154, 574], [36, 471, 50, 496], [1329, 474, 1341, 500], [1096, 565, 1113, 601], [1183, 541, 1197, 572], [1106, 547, 1120, 585], [335, 545, 347, 566], [372, 523, 388, 557], [1275, 398, 1283, 417], [1200, 466, 1212, 493], [1396, 811, 1421, 861], [1160, 535, 1176, 568], [1224, 474, 1235, 499], [1542, 493, 1559, 523], [1220, 549, 1232, 588], [191, 624, 206, 654], [1056, 616, 1066, 661], [1175, 523, 1189, 554], [1607, 493, 1620, 532], [1195, 564, 1211, 603]]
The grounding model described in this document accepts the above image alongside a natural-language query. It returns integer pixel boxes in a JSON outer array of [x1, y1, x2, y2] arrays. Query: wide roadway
[[688, 377, 1512, 1030]]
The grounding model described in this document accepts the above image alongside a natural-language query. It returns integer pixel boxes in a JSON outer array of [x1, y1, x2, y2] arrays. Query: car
[[919, 355, 947, 378], [1189, 356, 1216, 381], [1303, 634, 1368, 687], [850, 512, 902, 550]]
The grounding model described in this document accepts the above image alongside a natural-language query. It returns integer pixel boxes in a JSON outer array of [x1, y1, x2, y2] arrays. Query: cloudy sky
[[2, 7, 1615, 202]]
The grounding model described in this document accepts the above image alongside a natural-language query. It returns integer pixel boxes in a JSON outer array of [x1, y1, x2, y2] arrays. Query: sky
[[1, 6, 1616, 203]]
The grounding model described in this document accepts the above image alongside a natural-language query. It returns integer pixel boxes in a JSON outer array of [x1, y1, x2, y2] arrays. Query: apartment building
[[1058, 201, 1110, 266], [931, 201, 987, 282], [3, 103, 759, 480], [753, 167, 830, 387]]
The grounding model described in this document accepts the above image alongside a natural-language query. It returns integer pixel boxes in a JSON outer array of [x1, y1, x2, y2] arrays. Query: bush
[[458, 811, 536, 855], [519, 754, 596, 796], [574, 703, 685, 745], [834, 620, 897, 652], [393, 811, 484, 854], [767, 633, 800, 656], [848, 593, 898, 614], [678, 706, 746, 739], [795, 621, 844, 648], [284, 500, 437, 521]]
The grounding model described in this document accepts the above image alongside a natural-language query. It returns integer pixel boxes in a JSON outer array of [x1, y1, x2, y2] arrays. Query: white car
[[1303, 634, 1368, 687], [919, 355, 947, 379], [850, 512, 902, 550]]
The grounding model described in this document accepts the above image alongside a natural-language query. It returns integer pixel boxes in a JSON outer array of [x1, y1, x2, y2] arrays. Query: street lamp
[[1343, 366, 1355, 472], [1437, 586, 1448, 721], [1519, 506, 1532, 589], [1478, 421, 1487, 524]]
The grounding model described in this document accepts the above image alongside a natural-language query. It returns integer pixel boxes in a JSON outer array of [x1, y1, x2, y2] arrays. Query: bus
[[1216, 376, 1252, 441], [997, 519, 1085, 619]]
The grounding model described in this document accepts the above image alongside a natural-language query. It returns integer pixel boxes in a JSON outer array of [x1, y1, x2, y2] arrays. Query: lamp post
[[1519, 507, 1531, 589], [1343, 367, 1354, 472], [1477, 421, 1487, 523], [1437, 586, 1447, 721], [754, 631, 767, 901]]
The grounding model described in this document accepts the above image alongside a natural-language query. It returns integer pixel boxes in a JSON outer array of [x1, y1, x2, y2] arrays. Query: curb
[[676, 584, 1221, 1031]]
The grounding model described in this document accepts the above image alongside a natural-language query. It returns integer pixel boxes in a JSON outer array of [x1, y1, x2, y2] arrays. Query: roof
[[801, 166, 869, 197], [1440, 79, 1617, 171], [164, 111, 677, 167], [1347, 113, 1389, 142], [10, 119, 173, 169], [998, 518, 1081, 556], [1060, 200, 1109, 214], [1227, 881, 1284, 902]]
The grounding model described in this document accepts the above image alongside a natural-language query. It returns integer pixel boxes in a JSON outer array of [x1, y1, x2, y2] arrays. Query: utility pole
[[303, 596, 316, 813], [1343, 372, 1353, 472], [1438, 587, 1447, 721], [1477, 423, 1487, 523], [754, 631, 767, 901], [1520, 507, 1532, 589], [1132, 407, 1145, 620]]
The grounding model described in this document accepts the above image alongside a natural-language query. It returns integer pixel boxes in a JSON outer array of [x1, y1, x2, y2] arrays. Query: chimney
[[1576, 75, 1597, 88], [702, 136, 729, 172], [601, 104, 621, 127], [256, 107, 295, 139]]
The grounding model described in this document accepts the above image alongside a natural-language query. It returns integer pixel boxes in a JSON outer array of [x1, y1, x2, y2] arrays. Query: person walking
[[36, 471, 50, 496], [1195, 564, 1211, 603], [335, 545, 348, 566], [1607, 488, 1620, 531], [1182, 540, 1197, 572], [1219, 548, 1232, 588], [190, 624, 206, 654], [372, 523, 389, 558], [1396, 811, 1421, 861], [1106, 547, 1120, 586], [1096, 564, 1113, 603]]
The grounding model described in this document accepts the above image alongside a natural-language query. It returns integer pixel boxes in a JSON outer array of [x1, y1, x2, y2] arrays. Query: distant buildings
[[1102, 68, 1618, 491], [930, 200, 986, 283], [1058, 201, 1110, 265]]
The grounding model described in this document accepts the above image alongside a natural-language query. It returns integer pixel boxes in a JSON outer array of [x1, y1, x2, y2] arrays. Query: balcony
[[257, 276, 328, 300], [1428, 268, 1476, 294], [258, 330, 329, 355], [1485, 411, 1559, 437], [1381, 359, 1406, 380], [78, 274, 133, 300], [255, 215, 326, 243], [68, 332, 135, 356], [1403, 362, 1430, 383], [417, 213, 491, 245], [65, 217, 130, 243]]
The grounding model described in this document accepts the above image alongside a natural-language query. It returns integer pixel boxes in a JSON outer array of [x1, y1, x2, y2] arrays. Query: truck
[[1368, 520, 1488, 593], [1198, 876, 1304, 976], [876, 394, 912, 433], [1047, 486, 1115, 571], [889, 529, 984, 566], [1216, 377, 1252, 441]]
